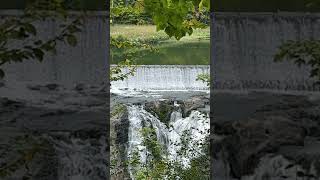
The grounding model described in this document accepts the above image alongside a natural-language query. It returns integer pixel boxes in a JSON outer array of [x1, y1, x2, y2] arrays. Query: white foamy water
[[213, 13, 320, 91], [127, 105, 169, 178], [49, 135, 107, 180], [168, 110, 210, 166], [111, 65, 210, 91], [126, 105, 209, 179]]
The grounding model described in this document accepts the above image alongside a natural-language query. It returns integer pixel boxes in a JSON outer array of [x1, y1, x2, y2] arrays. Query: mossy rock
[[144, 100, 174, 127]]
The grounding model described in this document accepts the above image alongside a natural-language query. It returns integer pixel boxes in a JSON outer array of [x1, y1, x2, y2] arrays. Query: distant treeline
[[0, 0, 107, 10], [214, 0, 320, 12]]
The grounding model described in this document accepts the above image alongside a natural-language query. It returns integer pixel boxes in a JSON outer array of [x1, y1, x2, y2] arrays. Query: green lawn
[[111, 25, 210, 65]]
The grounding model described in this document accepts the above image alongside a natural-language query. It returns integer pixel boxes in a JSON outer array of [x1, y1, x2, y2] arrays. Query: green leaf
[[24, 23, 37, 36], [0, 69, 4, 79], [199, 0, 210, 10], [66, 35, 78, 47], [34, 40, 43, 46], [32, 48, 44, 62], [68, 25, 82, 33]]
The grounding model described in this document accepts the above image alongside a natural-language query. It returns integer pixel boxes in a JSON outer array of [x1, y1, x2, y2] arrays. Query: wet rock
[[242, 140, 320, 180], [98, 85, 107, 92], [45, 84, 59, 91], [143, 96, 208, 126], [111, 105, 130, 179], [39, 109, 75, 117], [181, 95, 208, 117], [27, 85, 42, 91], [27, 83, 59, 91], [114, 109, 129, 145], [63, 96, 105, 107], [212, 94, 320, 179], [0, 97, 23, 108], [74, 83, 86, 91], [72, 129, 107, 141], [144, 100, 174, 127], [0, 98, 24, 119]]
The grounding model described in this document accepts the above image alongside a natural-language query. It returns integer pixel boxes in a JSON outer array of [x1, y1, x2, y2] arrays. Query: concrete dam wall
[[111, 65, 210, 91]]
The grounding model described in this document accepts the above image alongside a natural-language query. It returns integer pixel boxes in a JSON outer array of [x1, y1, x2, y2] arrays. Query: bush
[[111, 6, 153, 25]]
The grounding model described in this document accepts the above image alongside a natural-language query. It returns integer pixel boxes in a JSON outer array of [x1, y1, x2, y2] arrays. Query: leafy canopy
[[0, 0, 84, 78], [274, 1, 320, 83], [143, 0, 210, 40]]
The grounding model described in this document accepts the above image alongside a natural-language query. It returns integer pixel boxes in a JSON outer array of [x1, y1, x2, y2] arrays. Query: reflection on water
[[112, 41, 209, 65]]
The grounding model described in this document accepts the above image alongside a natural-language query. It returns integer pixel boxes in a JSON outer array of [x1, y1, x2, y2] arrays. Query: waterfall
[[127, 105, 169, 169], [1, 11, 108, 88], [111, 65, 210, 91], [213, 13, 320, 91], [168, 110, 210, 166], [126, 104, 209, 179], [48, 134, 108, 180]]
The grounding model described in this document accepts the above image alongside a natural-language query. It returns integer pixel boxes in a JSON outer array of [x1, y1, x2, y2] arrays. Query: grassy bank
[[111, 25, 209, 42], [111, 25, 210, 65]]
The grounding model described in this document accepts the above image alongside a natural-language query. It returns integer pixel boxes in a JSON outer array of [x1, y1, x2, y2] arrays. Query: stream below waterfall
[[111, 65, 210, 179], [111, 88, 210, 179]]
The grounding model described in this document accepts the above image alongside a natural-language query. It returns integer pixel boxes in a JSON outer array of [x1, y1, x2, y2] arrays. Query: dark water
[[111, 41, 210, 65]]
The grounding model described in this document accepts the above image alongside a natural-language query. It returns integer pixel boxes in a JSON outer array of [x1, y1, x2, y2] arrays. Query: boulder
[[144, 100, 174, 127], [181, 95, 209, 117]]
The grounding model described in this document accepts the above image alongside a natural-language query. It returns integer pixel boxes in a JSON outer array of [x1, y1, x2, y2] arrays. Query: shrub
[[111, 6, 153, 25]]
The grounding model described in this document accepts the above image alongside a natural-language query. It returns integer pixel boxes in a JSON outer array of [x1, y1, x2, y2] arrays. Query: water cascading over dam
[[211, 13, 320, 180], [1, 12, 319, 91], [213, 12, 320, 91], [111, 65, 210, 91], [1, 11, 108, 88]]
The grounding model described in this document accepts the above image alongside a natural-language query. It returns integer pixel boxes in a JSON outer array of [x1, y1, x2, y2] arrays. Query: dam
[[0, 11, 319, 91], [213, 12, 320, 91], [111, 65, 210, 91]]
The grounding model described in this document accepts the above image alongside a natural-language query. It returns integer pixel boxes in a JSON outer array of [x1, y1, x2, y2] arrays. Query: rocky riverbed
[[2, 80, 320, 180], [0, 81, 108, 180], [110, 90, 210, 179], [212, 91, 320, 180]]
